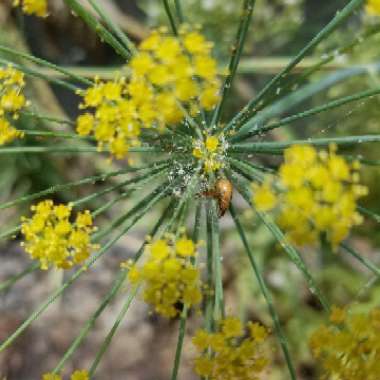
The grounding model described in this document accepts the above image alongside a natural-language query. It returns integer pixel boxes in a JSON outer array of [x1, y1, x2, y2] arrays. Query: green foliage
[[1, 1, 380, 379]]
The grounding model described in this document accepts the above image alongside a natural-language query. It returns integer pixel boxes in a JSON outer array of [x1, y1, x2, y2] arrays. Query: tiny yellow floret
[[366, 0, 380, 15], [310, 306, 380, 380], [21, 200, 98, 270], [42, 369, 88, 380], [71, 370, 89, 380], [76, 27, 221, 159], [0, 65, 28, 145], [252, 180, 277, 212], [193, 317, 269, 380], [13, 0, 48, 17], [128, 233, 202, 318], [252, 144, 368, 247], [192, 134, 225, 173], [42, 374, 61, 380]]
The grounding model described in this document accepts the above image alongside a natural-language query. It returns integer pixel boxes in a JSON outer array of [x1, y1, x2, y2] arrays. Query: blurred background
[[1, 0, 380, 379]]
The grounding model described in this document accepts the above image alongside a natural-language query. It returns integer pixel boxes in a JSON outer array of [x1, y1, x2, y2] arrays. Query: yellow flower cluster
[[0, 66, 27, 145], [310, 306, 380, 380], [252, 144, 368, 247], [21, 200, 98, 270], [127, 234, 202, 318], [131, 26, 221, 115], [77, 27, 220, 159], [76, 78, 142, 159], [13, 0, 48, 17], [192, 134, 225, 173], [366, 0, 380, 15], [193, 317, 269, 380], [43, 370, 89, 380]]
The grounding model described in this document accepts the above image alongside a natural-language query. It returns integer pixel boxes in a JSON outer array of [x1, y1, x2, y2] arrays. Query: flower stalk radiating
[[0, 0, 380, 379]]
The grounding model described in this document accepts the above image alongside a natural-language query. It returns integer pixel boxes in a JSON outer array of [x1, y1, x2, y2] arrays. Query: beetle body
[[215, 179, 233, 216], [202, 179, 233, 217]]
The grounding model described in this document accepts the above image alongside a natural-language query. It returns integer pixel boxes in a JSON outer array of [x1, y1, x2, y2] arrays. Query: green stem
[[228, 0, 365, 130], [229, 62, 380, 141], [228, 157, 265, 183], [0, 225, 21, 241], [86, 0, 137, 55], [0, 163, 165, 211], [89, 199, 178, 375], [0, 263, 39, 293], [214, 0, 256, 128], [227, 169, 330, 312], [162, 0, 178, 35], [357, 206, 380, 223], [341, 243, 380, 277], [91, 190, 131, 218], [230, 204, 297, 380], [53, 195, 175, 373], [285, 24, 380, 93], [0, 44, 93, 85], [92, 176, 170, 242], [73, 165, 168, 210], [52, 270, 129, 373], [88, 287, 137, 375], [0, 145, 161, 154], [0, 182, 170, 352], [208, 199, 224, 320], [21, 111, 75, 125], [205, 200, 215, 332], [63, 0, 131, 59], [231, 86, 380, 142], [164, 167, 201, 233], [235, 23, 380, 124], [170, 201, 203, 380], [0, 58, 78, 92], [20, 130, 93, 140], [173, 0, 184, 23], [229, 135, 380, 154]]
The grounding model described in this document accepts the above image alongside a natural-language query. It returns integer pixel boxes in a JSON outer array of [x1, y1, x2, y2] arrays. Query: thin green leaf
[[0, 58, 78, 91], [0, 145, 161, 154], [53, 197, 177, 373], [235, 23, 380, 121], [341, 243, 380, 277], [89, 199, 179, 375], [162, 0, 178, 35], [229, 203, 297, 380], [358, 206, 380, 223], [227, 169, 330, 312], [0, 44, 93, 85], [52, 270, 129, 373], [88, 287, 138, 375], [207, 199, 224, 320], [231, 86, 380, 142], [86, 0, 137, 55], [0, 162, 167, 211], [213, 0, 256, 128], [229, 62, 380, 142], [174, 0, 184, 23], [228, 0, 365, 130], [229, 135, 380, 154], [20, 130, 93, 140], [0, 263, 39, 294], [63, 0, 131, 59], [0, 181, 170, 352], [0, 225, 21, 242], [20, 111, 75, 126]]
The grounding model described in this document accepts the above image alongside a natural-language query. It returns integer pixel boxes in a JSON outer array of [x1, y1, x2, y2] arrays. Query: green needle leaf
[[227, 169, 330, 312], [230, 203, 297, 380], [229, 0, 365, 130]]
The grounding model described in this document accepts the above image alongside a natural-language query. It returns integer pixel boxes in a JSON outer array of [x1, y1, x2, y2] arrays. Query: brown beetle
[[203, 178, 233, 217]]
